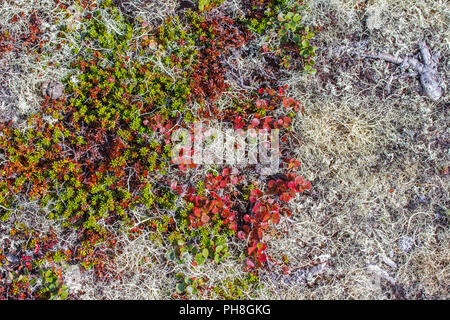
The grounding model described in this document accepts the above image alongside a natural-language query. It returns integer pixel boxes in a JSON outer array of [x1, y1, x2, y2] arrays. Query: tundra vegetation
[[0, 0, 448, 300]]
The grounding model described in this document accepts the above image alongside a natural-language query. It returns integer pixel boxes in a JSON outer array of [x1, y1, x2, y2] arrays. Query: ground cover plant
[[0, 0, 448, 300], [0, 0, 316, 299]]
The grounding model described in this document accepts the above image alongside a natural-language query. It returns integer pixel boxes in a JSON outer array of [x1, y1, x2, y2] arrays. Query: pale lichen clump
[[261, 0, 449, 299]]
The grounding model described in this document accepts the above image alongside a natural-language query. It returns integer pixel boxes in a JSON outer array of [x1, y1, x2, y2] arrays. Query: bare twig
[[359, 40, 443, 101]]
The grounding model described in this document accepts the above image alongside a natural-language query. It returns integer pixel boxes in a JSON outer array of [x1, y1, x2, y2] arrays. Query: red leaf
[[237, 231, 247, 240], [201, 214, 210, 224], [234, 116, 243, 124], [287, 181, 296, 191], [283, 266, 290, 275], [252, 203, 261, 214], [282, 97, 294, 108], [251, 118, 260, 127], [222, 168, 230, 177], [220, 179, 228, 188], [272, 212, 280, 224], [282, 117, 291, 126], [305, 181, 312, 190], [257, 228, 263, 240], [294, 176, 304, 185], [257, 253, 267, 263], [280, 193, 291, 202]]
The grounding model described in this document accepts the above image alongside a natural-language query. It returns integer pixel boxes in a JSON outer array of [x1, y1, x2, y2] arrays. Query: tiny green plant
[[38, 269, 69, 300]]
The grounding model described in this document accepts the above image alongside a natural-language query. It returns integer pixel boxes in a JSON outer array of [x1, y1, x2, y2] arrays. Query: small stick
[[359, 40, 443, 101]]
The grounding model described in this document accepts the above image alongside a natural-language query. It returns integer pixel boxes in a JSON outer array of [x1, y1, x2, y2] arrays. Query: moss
[[213, 273, 261, 299]]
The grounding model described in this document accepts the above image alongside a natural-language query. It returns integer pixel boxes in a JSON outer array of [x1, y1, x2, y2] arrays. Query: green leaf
[[202, 248, 209, 258], [165, 250, 176, 261], [195, 253, 205, 265], [176, 283, 186, 294], [60, 291, 68, 300], [289, 22, 297, 31], [176, 272, 184, 280], [199, 0, 208, 11]]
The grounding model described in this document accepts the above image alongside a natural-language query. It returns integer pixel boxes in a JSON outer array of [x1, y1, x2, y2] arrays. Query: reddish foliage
[[190, 15, 250, 102], [0, 10, 47, 59], [241, 163, 311, 268]]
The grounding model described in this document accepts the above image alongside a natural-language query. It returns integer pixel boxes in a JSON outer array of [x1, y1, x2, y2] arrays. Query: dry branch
[[360, 40, 443, 101]]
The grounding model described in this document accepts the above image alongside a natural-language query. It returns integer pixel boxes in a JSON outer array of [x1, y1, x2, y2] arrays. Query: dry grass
[[260, 0, 449, 299], [0, 0, 79, 123]]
